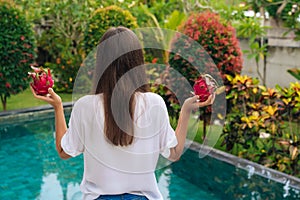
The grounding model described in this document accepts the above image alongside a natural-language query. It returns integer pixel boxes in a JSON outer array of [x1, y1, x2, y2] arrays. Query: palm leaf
[[287, 68, 300, 80]]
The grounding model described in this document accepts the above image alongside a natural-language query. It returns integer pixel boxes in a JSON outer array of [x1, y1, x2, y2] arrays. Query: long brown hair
[[93, 26, 149, 146]]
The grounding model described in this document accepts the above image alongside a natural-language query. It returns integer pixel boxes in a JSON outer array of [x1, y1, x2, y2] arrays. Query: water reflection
[[38, 173, 81, 200], [157, 168, 171, 199]]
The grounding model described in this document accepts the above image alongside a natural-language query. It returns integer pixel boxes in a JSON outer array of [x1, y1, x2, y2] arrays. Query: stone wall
[[240, 19, 300, 88]]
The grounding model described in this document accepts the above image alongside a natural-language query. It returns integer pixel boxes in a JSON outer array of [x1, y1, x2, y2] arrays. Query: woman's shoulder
[[138, 92, 165, 104], [72, 95, 100, 110], [74, 94, 98, 103]]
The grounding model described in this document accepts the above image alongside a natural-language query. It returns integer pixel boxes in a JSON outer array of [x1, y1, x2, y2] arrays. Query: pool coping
[[1, 106, 300, 191], [187, 140, 300, 190], [0, 102, 74, 117], [0, 102, 74, 125]]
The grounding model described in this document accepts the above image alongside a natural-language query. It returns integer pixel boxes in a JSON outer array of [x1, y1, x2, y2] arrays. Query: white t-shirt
[[61, 92, 178, 200]]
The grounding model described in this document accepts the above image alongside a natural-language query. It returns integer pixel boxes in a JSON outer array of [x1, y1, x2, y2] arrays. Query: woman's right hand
[[169, 94, 215, 161], [181, 94, 215, 114], [30, 86, 63, 110]]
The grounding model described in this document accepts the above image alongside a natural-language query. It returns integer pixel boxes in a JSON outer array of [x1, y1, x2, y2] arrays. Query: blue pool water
[[1, 110, 300, 200]]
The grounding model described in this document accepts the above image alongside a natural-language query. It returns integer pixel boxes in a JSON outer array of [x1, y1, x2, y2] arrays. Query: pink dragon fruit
[[193, 74, 217, 102], [28, 66, 54, 95]]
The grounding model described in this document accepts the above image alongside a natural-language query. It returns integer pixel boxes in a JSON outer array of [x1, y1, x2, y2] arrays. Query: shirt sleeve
[[157, 97, 178, 158], [61, 102, 84, 157]]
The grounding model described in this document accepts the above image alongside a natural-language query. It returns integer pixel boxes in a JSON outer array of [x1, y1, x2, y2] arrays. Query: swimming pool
[[1, 109, 300, 200]]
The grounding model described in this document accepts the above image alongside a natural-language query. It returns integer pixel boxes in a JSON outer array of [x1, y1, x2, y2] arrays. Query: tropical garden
[[1, 0, 300, 180]]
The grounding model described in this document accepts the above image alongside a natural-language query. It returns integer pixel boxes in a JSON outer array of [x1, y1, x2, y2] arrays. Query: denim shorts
[[95, 193, 148, 200]]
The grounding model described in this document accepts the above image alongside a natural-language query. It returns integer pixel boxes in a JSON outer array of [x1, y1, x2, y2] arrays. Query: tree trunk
[[263, 50, 267, 86], [276, 0, 288, 16], [203, 115, 207, 140], [1, 94, 7, 111], [259, 6, 267, 86]]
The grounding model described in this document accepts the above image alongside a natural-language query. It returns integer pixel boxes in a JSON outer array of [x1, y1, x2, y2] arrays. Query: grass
[[1, 88, 73, 111], [174, 113, 227, 151], [170, 113, 226, 150]]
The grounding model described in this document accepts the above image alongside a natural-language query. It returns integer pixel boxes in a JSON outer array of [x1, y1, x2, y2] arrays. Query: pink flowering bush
[[165, 11, 243, 130], [169, 11, 243, 84]]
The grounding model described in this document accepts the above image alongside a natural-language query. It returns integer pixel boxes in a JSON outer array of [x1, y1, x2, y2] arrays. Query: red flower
[[20, 36, 25, 41], [188, 56, 194, 63], [193, 30, 200, 40], [56, 58, 61, 64], [152, 58, 158, 64], [173, 54, 181, 60], [5, 82, 11, 88], [23, 44, 31, 49]]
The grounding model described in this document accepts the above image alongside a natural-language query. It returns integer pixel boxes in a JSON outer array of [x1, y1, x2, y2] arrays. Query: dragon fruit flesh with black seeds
[[28, 66, 54, 95]]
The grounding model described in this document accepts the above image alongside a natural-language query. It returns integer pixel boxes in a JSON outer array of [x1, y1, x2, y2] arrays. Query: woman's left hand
[[30, 86, 63, 109], [182, 94, 215, 114]]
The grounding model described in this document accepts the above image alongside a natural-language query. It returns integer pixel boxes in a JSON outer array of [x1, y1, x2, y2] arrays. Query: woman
[[31, 27, 214, 200]]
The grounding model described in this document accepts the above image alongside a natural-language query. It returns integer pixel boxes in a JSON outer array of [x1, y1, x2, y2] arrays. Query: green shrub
[[276, 82, 300, 135], [222, 74, 300, 177], [0, 1, 36, 110], [84, 5, 138, 54]]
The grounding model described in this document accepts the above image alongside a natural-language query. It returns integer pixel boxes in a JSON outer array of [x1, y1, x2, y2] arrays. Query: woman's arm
[[168, 95, 214, 161], [31, 87, 71, 159]]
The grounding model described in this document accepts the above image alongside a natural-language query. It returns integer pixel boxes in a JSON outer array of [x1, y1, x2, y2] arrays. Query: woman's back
[[61, 92, 177, 199]]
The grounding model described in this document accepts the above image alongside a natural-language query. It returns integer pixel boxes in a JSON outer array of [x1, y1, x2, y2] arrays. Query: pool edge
[[0, 102, 74, 126], [187, 140, 300, 190], [0, 102, 74, 117]]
